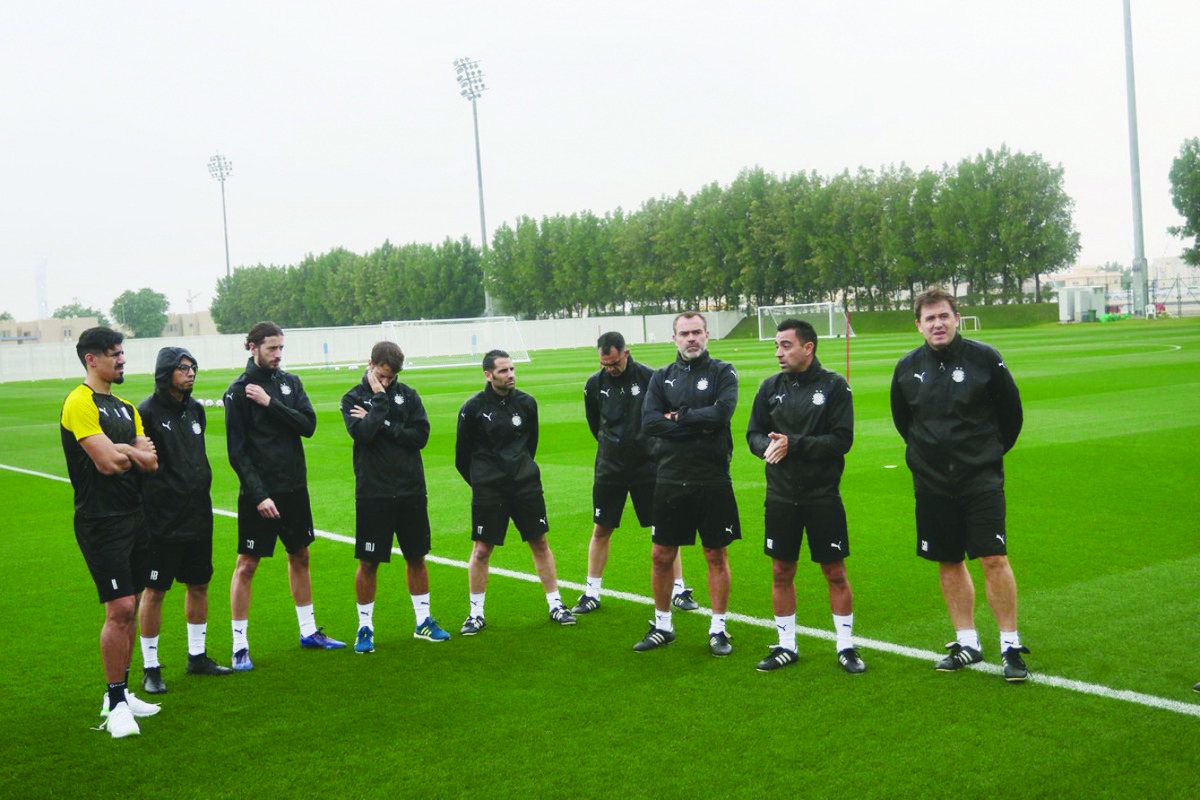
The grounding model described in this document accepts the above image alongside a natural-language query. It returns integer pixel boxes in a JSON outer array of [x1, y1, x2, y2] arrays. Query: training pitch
[[0, 318, 1197, 798]]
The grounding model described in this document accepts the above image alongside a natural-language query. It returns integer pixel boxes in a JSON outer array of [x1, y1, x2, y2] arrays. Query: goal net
[[959, 315, 981, 332], [758, 303, 855, 340], [381, 316, 531, 370]]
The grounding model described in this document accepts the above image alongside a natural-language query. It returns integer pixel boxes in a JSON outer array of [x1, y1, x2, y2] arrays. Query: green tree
[[111, 288, 169, 338], [1168, 137, 1200, 266], [53, 303, 110, 326], [0, 311, 13, 321]]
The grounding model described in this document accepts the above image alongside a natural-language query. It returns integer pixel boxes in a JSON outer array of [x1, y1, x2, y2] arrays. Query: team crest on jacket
[[631, 384, 641, 396], [512, 414, 522, 426], [952, 368, 965, 383], [192, 421, 202, 435], [696, 378, 709, 391], [394, 394, 405, 405], [280, 384, 292, 395], [812, 390, 826, 406]]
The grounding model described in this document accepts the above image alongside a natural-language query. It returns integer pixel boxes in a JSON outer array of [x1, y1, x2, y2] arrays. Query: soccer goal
[[960, 315, 981, 332], [757, 302, 855, 340], [381, 316, 531, 370]]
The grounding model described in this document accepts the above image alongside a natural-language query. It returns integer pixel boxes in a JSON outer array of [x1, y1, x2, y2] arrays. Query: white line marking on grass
[[5, 461, 1199, 719]]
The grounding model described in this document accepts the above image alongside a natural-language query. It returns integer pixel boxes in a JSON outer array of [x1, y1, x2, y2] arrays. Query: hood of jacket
[[154, 346, 198, 406]]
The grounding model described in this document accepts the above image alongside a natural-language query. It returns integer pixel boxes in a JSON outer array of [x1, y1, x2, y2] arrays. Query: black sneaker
[[837, 647, 866, 674], [550, 605, 577, 626], [708, 631, 733, 657], [1002, 645, 1031, 682], [632, 623, 675, 652], [756, 646, 798, 672], [571, 595, 600, 614], [460, 616, 487, 636], [1193, 681, 1199, 693], [142, 667, 167, 695], [186, 653, 234, 676], [672, 589, 700, 611], [935, 642, 983, 671]]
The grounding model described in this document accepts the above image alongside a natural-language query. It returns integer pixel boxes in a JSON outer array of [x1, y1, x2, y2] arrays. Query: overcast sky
[[3, 1, 1197, 321]]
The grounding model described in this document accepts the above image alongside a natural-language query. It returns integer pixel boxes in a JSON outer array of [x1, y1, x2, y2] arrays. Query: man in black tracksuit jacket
[[224, 321, 343, 670], [137, 347, 232, 693], [634, 311, 740, 657], [341, 341, 449, 652], [454, 349, 575, 636], [746, 319, 865, 675], [890, 288, 1029, 682], [571, 331, 695, 615]]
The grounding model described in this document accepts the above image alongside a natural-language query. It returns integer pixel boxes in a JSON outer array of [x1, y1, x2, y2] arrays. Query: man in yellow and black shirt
[[60, 327, 161, 738]]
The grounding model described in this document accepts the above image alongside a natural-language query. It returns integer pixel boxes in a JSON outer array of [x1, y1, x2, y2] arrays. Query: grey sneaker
[[633, 623, 675, 652], [460, 616, 487, 636], [935, 642, 983, 671], [571, 595, 600, 614], [672, 589, 700, 611], [708, 631, 733, 657], [1001, 645, 1030, 682], [550, 605, 577, 626], [837, 647, 866, 674], [756, 646, 798, 672]]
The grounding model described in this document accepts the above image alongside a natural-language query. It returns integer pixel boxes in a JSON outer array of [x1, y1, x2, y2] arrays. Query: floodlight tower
[[1122, 0, 1148, 316], [208, 153, 234, 279], [454, 57, 494, 316]]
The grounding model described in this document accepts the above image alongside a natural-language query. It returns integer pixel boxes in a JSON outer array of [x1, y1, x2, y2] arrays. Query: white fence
[[0, 310, 745, 382]]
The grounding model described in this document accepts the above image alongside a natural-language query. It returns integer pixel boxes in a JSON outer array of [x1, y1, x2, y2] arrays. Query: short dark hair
[[482, 349, 510, 372], [913, 288, 959, 319], [776, 319, 818, 354], [596, 331, 626, 354], [672, 311, 707, 333], [246, 321, 284, 350], [371, 341, 404, 372], [76, 327, 124, 367]]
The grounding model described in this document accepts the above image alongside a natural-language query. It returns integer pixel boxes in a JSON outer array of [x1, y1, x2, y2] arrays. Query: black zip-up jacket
[[341, 372, 429, 498], [642, 351, 738, 486], [225, 357, 316, 504], [138, 347, 214, 541], [456, 383, 541, 500], [890, 333, 1023, 497], [584, 355, 656, 485], [746, 357, 853, 504]]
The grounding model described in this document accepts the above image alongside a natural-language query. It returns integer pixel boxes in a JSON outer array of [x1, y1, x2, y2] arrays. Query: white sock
[[956, 628, 981, 652], [357, 602, 375, 631], [585, 576, 602, 600], [232, 619, 249, 653], [833, 612, 854, 652], [709, 613, 727, 635], [186, 623, 207, 657], [296, 604, 317, 638], [1000, 630, 1021, 652], [411, 593, 430, 624], [469, 592, 486, 618], [775, 615, 797, 653], [672, 578, 686, 595], [545, 590, 562, 610], [654, 609, 673, 633], [140, 635, 160, 669]]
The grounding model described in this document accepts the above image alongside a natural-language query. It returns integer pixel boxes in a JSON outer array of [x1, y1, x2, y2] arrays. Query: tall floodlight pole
[[1122, 0, 1148, 316], [208, 153, 234, 279], [454, 57, 494, 316]]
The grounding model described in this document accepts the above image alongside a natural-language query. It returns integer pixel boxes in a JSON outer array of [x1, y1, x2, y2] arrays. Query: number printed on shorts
[[365, 542, 375, 552], [150, 570, 159, 581], [246, 539, 255, 550]]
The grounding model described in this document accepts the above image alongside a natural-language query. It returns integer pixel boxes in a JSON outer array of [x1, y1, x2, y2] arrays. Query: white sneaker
[[106, 701, 140, 738], [101, 690, 162, 718]]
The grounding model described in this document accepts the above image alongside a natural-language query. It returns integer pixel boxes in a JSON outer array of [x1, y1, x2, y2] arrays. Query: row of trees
[[488, 146, 1080, 317], [210, 237, 483, 333], [52, 290, 170, 338], [1169, 137, 1200, 266]]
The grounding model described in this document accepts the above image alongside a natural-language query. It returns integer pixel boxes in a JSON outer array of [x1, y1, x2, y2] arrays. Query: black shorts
[[764, 500, 849, 564], [356, 496, 431, 563], [237, 489, 316, 558], [915, 489, 1007, 562], [146, 537, 215, 590], [75, 511, 151, 604], [651, 483, 741, 549], [471, 492, 549, 546], [592, 481, 655, 529]]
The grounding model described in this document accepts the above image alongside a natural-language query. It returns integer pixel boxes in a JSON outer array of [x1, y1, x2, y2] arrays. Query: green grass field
[[1, 319, 1198, 799]]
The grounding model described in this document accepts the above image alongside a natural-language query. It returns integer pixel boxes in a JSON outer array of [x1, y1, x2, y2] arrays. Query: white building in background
[[160, 310, 218, 337], [0, 316, 100, 345]]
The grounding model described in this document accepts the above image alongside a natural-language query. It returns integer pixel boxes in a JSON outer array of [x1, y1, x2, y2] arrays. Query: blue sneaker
[[354, 626, 375, 654], [300, 627, 347, 650], [414, 617, 451, 642], [233, 648, 254, 672]]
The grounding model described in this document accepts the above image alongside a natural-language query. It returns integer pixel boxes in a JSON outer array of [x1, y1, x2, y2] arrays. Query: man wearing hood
[[340, 341, 449, 654], [635, 312, 741, 657], [746, 319, 864, 675], [890, 288, 1028, 682], [225, 321, 345, 670], [137, 347, 233, 694]]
